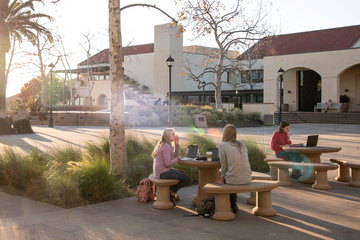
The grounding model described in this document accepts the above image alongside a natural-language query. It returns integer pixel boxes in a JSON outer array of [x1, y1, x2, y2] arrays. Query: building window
[[241, 70, 263, 83]]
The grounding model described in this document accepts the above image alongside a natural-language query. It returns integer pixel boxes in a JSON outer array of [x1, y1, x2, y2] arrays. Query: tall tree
[[109, 0, 127, 175], [178, 0, 270, 109], [108, 1, 179, 174], [0, 0, 53, 117]]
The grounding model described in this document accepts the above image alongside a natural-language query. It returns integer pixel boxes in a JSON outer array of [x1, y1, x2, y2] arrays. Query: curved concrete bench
[[330, 159, 350, 182], [268, 162, 338, 190], [247, 172, 273, 205], [264, 157, 286, 180], [203, 180, 280, 221], [149, 174, 179, 209], [344, 162, 360, 187]]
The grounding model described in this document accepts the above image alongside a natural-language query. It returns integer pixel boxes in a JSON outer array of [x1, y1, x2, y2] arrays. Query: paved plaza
[[0, 124, 359, 239]]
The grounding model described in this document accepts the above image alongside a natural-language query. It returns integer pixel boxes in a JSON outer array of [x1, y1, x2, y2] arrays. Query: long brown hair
[[222, 124, 242, 151], [152, 128, 174, 158], [278, 121, 290, 133]]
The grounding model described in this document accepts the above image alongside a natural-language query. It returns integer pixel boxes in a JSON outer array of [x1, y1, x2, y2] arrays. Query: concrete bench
[[268, 162, 338, 190], [149, 174, 179, 209], [247, 172, 273, 205], [344, 162, 360, 187], [264, 157, 286, 180], [202, 180, 280, 221], [330, 159, 350, 182]]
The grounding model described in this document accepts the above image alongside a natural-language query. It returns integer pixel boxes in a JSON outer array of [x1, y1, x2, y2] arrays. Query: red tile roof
[[78, 43, 154, 66], [239, 25, 360, 60]]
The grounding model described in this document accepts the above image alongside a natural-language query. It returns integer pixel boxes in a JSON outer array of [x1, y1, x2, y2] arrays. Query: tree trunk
[[215, 57, 224, 109], [109, 0, 127, 175], [0, 51, 6, 118], [0, 0, 10, 118]]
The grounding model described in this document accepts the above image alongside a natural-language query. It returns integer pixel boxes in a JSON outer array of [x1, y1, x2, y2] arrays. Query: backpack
[[136, 178, 155, 203], [195, 198, 215, 218]]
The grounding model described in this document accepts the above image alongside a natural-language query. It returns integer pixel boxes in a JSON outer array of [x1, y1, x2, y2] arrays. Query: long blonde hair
[[152, 128, 175, 158], [222, 124, 242, 151]]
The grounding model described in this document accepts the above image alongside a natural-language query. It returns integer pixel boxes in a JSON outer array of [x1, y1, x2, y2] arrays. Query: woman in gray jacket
[[217, 124, 252, 212]]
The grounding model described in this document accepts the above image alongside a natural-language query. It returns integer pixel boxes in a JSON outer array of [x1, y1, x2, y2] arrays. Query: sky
[[6, 0, 360, 97]]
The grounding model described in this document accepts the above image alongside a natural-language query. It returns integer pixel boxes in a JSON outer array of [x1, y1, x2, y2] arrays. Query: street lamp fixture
[[48, 63, 55, 128], [166, 56, 174, 126], [277, 67, 285, 124]]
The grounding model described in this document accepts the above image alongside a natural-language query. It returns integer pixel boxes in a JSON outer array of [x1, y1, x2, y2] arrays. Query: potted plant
[[340, 94, 350, 112]]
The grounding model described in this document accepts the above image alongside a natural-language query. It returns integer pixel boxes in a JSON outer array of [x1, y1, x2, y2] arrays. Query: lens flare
[[207, 128, 222, 137], [191, 127, 205, 134]]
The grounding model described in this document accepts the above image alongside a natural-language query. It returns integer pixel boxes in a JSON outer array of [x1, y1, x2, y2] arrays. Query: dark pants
[[224, 179, 237, 211], [160, 169, 191, 193], [276, 151, 303, 173]]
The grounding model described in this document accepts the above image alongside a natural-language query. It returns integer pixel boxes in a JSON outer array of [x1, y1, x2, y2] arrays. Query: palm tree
[[0, 0, 53, 117]]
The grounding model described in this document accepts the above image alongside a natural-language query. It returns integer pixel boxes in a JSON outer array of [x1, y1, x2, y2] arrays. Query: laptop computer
[[306, 135, 319, 147], [187, 144, 198, 159]]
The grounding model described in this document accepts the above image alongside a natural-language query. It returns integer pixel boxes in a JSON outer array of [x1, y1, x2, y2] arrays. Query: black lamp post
[[48, 63, 55, 127], [166, 56, 174, 126], [235, 90, 238, 108], [278, 67, 285, 124], [201, 81, 206, 104]]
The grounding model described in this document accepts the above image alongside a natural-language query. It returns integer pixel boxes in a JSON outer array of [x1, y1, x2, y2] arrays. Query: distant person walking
[[163, 93, 169, 105], [154, 98, 161, 105]]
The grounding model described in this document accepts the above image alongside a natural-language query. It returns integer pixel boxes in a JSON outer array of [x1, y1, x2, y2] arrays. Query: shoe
[[170, 192, 176, 206], [291, 169, 302, 179]]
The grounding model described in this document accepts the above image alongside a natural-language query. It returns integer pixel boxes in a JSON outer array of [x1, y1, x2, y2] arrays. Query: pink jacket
[[153, 143, 179, 178]]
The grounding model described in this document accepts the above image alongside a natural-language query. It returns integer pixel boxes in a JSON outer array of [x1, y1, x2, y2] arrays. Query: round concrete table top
[[344, 162, 360, 169], [178, 159, 221, 168], [283, 146, 342, 154]]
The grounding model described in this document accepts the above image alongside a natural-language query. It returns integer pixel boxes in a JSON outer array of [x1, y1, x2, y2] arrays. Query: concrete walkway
[[1, 123, 359, 162], [0, 180, 359, 239]]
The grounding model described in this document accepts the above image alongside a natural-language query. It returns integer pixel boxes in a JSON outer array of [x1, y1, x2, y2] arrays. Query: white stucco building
[[240, 24, 360, 113], [75, 23, 263, 107], [75, 23, 360, 115]]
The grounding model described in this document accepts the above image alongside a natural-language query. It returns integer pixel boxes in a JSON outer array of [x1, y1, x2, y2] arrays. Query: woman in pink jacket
[[152, 128, 190, 199]]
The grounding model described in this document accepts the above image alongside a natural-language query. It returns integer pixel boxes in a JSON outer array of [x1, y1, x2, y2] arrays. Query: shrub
[[232, 108, 245, 121], [245, 112, 261, 121], [222, 110, 237, 122], [241, 139, 269, 173], [204, 111, 219, 125], [200, 105, 214, 112], [125, 135, 156, 187], [186, 134, 216, 155], [76, 154, 127, 202], [173, 115, 193, 127], [0, 148, 44, 190], [8, 99, 27, 114], [45, 169, 82, 207]]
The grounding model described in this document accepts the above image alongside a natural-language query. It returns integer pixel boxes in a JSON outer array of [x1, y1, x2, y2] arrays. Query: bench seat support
[[252, 190, 277, 217]]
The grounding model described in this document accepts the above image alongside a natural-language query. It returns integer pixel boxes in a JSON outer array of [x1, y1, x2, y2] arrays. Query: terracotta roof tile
[[240, 25, 360, 60], [78, 43, 154, 66]]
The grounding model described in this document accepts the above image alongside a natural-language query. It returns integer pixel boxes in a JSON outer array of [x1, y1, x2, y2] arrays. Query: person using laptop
[[270, 121, 302, 178]]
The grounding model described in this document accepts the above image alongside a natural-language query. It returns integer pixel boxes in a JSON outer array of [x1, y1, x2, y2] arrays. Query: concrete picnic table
[[283, 146, 342, 184], [178, 159, 220, 207]]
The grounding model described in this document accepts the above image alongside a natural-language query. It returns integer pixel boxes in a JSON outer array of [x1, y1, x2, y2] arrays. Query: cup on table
[[206, 151, 213, 161]]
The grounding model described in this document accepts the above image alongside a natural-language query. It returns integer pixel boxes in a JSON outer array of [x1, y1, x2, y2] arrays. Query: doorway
[[298, 70, 321, 112]]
